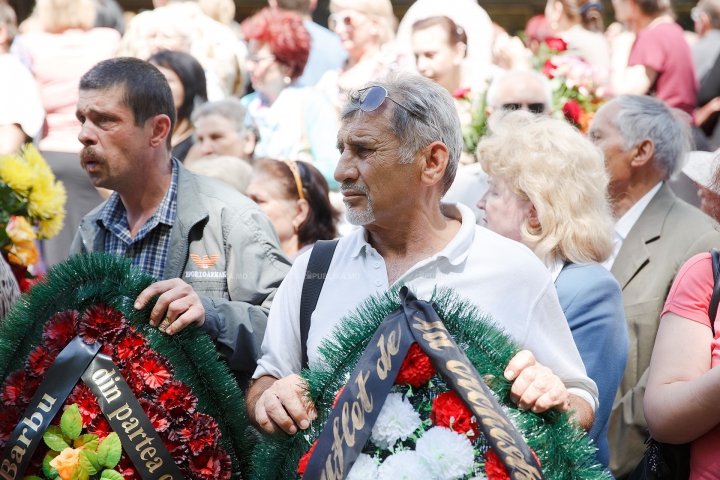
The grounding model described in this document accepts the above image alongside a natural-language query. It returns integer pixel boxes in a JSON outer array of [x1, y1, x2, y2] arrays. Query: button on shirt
[[602, 182, 663, 271], [97, 161, 178, 279], [255, 203, 599, 410]]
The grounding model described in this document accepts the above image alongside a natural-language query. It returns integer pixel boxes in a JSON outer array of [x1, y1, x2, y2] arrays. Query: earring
[[283, 76, 292, 86], [551, 21, 558, 29]]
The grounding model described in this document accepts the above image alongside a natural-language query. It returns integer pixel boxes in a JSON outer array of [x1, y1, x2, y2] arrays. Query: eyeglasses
[[352, 86, 423, 119], [328, 13, 354, 31], [283, 159, 306, 201], [691, 6, 703, 22], [247, 54, 276, 64], [501, 103, 546, 114]]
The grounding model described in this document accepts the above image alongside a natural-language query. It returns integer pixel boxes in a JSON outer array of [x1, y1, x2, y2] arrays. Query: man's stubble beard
[[341, 183, 376, 226]]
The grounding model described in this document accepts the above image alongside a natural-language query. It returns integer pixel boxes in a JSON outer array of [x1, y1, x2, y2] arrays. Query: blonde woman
[[12, 0, 120, 267], [476, 110, 628, 470]]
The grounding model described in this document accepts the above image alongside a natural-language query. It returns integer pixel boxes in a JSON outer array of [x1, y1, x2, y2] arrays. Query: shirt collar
[[348, 202, 476, 266], [614, 181, 663, 241]]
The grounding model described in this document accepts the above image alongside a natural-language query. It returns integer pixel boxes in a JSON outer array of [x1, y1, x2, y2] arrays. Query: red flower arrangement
[[0, 303, 231, 480], [431, 390, 480, 438], [562, 99, 583, 126], [545, 37, 568, 52], [484, 446, 541, 480], [297, 439, 317, 477], [394, 342, 436, 388]]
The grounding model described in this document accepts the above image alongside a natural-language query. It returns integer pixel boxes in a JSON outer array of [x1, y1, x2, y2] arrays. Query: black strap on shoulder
[[708, 249, 720, 335], [300, 240, 339, 370]]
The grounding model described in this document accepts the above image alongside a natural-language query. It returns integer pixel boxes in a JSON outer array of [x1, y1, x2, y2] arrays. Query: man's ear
[[243, 130, 257, 158], [420, 141, 450, 189], [630, 138, 655, 169], [486, 106, 494, 118], [148, 114, 173, 149]]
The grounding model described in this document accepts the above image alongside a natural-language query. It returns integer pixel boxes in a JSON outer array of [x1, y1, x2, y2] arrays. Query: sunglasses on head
[[352, 86, 423, 119], [501, 103, 546, 114]]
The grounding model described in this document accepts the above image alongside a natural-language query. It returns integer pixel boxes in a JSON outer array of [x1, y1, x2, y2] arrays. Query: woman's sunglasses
[[352, 86, 423, 119]]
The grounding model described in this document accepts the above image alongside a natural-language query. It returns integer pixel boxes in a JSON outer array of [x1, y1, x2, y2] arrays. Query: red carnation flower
[[542, 59, 556, 79], [66, 384, 101, 427], [431, 391, 480, 438], [333, 385, 345, 408], [19, 376, 40, 404], [42, 310, 79, 351], [186, 446, 232, 480], [395, 343, 436, 388], [484, 447, 541, 480], [137, 354, 172, 391], [297, 440, 317, 478], [0, 406, 22, 447], [178, 413, 222, 455], [87, 413, 111, 440], [118, 455, 142, 480], [116, 332, 146, 363], [545, 36, 568, 52], [77, 303, 127, 344], [120, 365, 146, 394], [157, 380, 198, 420], [25, 344, 55, 378], [160, 429, 190, 462], [562, 99, 582, 125], [1, 370, 26, 406], [139, 398, 171, 433], [452, 87, 472, 99]]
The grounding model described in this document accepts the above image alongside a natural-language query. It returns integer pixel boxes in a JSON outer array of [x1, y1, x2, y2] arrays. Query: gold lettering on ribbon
[[411, 315, 453, 350], [376, 326, 401, 380], [445, 360, 542, 480]]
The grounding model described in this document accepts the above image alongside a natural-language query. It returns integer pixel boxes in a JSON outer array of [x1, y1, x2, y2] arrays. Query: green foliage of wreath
[[0, 253, 254, 479], [250, 286, 608, 480]]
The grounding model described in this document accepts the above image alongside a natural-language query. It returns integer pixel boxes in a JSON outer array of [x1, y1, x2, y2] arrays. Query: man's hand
[[134, 279, 205, 335], [249, 374, 316, 435], [504, 350, 571, 413]]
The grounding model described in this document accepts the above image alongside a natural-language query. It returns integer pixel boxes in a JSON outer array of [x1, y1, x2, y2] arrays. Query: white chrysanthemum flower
[[377, 451, 432, 480], [416, 426, 475, 480], [370, 393, 422, 448], [347, 454, 379, 480]]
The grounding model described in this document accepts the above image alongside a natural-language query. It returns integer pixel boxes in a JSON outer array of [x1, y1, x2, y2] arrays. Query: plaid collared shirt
[[97, 160, 178, 279]]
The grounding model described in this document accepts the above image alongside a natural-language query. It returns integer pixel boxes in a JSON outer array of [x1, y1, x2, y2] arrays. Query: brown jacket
[[608, 183, 720, 477]]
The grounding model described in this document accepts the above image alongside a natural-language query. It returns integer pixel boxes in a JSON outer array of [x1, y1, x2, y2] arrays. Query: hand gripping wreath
[[251, 287, 607, 480], [0, 253, 253, 480]]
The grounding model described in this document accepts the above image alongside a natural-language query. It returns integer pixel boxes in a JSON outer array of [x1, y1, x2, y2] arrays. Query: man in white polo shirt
[[589, 95, 720, 478], [246, 72, 599, 437]]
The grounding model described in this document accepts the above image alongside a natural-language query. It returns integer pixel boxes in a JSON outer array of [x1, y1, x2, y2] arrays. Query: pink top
[[661, 253, 720, 479], [628, 22, 698, 117], [19, 28, 120, 153]]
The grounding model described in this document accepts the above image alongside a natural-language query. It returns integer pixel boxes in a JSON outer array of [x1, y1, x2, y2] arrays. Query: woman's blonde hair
[[37, 0, 96, 33], [477, 110, 614, 266], [330, 0, 397, 44]]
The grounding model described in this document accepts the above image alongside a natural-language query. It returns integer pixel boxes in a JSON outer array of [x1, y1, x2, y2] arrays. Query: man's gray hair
[[191, 98, 247, 136], [613, 95, 694, 180], [486, 69, 553, 109], [340, 72, 463, 195]]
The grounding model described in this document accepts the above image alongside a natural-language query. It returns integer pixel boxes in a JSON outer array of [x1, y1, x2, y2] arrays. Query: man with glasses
[[246, 72, 599, 437]]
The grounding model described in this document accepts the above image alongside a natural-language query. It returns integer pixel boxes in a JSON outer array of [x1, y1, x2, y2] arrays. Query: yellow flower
[[49, 447, 82, 480], [0, 155, 33, 194], [38, 210, 65, 239], [5, 216, 38, 267], [28, 179, 67, 220]]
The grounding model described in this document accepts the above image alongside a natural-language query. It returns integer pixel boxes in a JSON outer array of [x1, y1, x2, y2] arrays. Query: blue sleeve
[[558, 269, 629, 443], [304, 90, 341, 190]]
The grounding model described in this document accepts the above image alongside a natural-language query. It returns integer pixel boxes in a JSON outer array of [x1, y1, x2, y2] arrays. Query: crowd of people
[[2, 0, 720, 477]]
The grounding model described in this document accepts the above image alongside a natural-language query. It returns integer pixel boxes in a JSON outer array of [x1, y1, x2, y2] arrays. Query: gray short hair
[[613, 95, 693, 180], [340, 72, 463, 195], [191, 98, 247, 136], [486, 69, 553, 110]]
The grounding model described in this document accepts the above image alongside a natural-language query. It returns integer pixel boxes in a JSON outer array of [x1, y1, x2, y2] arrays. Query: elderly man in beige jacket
[[589, 95, 720, 478]]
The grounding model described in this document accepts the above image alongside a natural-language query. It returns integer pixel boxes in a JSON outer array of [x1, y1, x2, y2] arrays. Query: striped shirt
[[97, 160, 178, 279]]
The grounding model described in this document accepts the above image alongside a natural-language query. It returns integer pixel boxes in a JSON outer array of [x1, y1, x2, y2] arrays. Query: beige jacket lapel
[[611, 184, 676, 289]]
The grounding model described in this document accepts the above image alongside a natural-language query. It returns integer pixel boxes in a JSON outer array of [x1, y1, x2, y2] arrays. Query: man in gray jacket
[[70, 57, 290, 389]]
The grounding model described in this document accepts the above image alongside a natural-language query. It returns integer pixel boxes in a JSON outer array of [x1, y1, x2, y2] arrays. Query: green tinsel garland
[[0, 253, 254, 479], [250, 286, 608, 480]]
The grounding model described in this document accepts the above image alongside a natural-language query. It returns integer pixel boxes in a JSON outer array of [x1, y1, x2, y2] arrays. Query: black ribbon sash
[[304, 287, 545, 480], [0, 337, 184, 480]]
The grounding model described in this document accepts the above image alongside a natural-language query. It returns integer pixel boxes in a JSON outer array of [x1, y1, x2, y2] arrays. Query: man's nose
[[334, 149, 359, 184], [78, 123, 97, 147]]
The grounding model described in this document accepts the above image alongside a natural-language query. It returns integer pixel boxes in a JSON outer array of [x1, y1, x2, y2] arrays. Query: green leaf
[[79, 450, 98, 475], [70, 465, 89, 480], [61, 404, 83, 440], [23, 476, 43, 480], [96, 433, 122, 469], [42, 451, 59, 478], [74, 434, 99, 451], [100, 470, 124, 480], [43, 426, 70, 451]]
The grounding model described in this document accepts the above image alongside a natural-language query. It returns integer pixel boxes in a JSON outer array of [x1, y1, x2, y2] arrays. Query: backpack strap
[[299, 240, 339, 370], [708, 249, 720, 336]]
